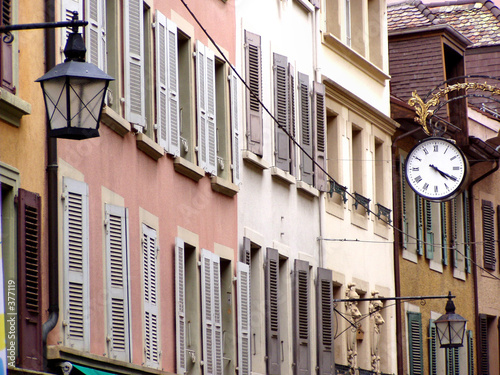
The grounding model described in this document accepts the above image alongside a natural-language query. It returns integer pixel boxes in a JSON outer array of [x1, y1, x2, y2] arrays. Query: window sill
[[294, 0, 315, 12], [322, 33, 389, 85], [453, 267, 466, 281], [136, 133, 164, 161], [296, 180, 319, 197], [211, 176, 239, 197], [0, 88, 31, 127], [271, 167, 296, 185], [101, 105, 130, 137], [402, 249, 418, 264], [174, 157, 205, 182], [242, 150, 270, 170]]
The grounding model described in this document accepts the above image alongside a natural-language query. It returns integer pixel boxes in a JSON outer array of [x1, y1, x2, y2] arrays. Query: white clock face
[[405, 138, 468, 201]]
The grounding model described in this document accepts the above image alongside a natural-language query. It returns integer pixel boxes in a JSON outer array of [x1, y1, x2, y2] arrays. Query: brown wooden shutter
[[293, 259, 310, 375], [478, 314, 489, 374], [316, 268, 334, 375], [298, 72, 313, 185], [274, 53, 290, 172], [0, 0, 15, 93], [265, 248, 280, 375], [17, 188, 42, 370], [313, 82, 327, 191], [289, 63, 296, 176], [245, 30, 263, 156], [482, 200, 496, 270]]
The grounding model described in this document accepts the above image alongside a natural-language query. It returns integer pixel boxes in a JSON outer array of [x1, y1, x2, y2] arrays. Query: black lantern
[[434, 292, 467, 348], [36, 18, 113, 140]]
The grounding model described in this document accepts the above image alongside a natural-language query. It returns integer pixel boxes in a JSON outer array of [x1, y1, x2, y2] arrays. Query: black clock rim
[[404, 136, 469, 202]]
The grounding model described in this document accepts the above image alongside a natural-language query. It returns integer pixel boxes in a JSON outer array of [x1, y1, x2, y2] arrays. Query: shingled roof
[[388, 0, 500, 47]]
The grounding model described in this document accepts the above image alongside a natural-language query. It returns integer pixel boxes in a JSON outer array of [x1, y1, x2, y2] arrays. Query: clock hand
[[429, 164, 457, 181]]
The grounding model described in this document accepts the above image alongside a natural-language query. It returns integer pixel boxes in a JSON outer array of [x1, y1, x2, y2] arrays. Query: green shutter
[[416, 196, 424, 256], [407, 311, 423, 375], [467, 330, 474, 375], [441, 202, 448, 266], [401, 156, 409, 250], [452, 198, 458, 268], [463, 192, 471, 273], [429, 319, 437, 375], [425, 200, 434, 260]]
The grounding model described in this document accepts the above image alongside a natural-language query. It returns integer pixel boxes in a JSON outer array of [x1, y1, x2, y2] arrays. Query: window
[[104, 204, 130, 361], [178, 31, 194, 161], [351, 125, 363, 195], [407, 311, 423, 375], [279, 255, 291, 371], [0, 0, 14, 93], [482, 200, 496, 270], [244, 30, 263, 156], [142, 223, 159, 368], [62, 177, 90, 351]]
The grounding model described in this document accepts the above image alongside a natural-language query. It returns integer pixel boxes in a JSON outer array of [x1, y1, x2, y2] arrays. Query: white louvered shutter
[[237, 262, 251, 375], [61, 0, 83, 59], [124, 0, 145, 127], [166, 19, 180, 155], [175, 237, 187, 374], [201, 249, 223, 375], [143, 224, 160, 368], [87, 0, 106, 70], [105, 205, 130, 361], [155, 10, 168, 150], [62, 177, 90, 351], [196, 42, 217, 175], [230, 71, 241, 185]]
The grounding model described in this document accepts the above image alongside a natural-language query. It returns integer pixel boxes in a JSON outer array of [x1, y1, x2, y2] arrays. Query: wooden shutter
[[467, 330, 474, 375], [166, 19, 180, 155], [482, 200, 496, 270], [441, 202, 448, 266], [241, 237, 251, 265], [289, 63, 296, 176], [316, 268, 334, 375], [62, 177, 90, 350], [124, 0, 145, 126], [143, 224, 159, 367], [313, 82, 327, 191], [463, 192, 471, 273], [86, 0, 106, 70], [293, 260, 310, 375], [175, 237, 187, 374], [155, 10, 168, 150], [298, 72, 313, 185], [478, 314, 489, 374], [244, 30, 263, 156], [407, 311, 423, 375], [452, 198, 458, 268], [428, 319, 437, 375], [17, 189, 42, 370], [237, 262, 251, 375], [196, 42, 217, 175], [401, 156, 409, 250], [0, 0, 14, 93], [201, 249, 223, 375], [416, 196, 424, 255], [446, 347, 460, 375], [105, 205, 130, 361], [273, 53, 290, 172], [425, 200, 434, 260], [265, 248, 280, 375], [230, 71, 241, 185]]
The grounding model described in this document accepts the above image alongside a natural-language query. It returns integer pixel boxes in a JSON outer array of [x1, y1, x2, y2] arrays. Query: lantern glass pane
[[41, 77, 68, 130], [68, 78, 107, 130], [435, 322, 450, 346], [450, 320, 466, 345]]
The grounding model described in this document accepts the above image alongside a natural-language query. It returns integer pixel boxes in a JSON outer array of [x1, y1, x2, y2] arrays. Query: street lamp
[[434, 291, 467, 348], [0, 12, 113, 140]]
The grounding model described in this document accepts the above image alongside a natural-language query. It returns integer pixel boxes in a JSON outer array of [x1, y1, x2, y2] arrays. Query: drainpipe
[[467, 154, 499, 372], [42, 0, 59, 369]]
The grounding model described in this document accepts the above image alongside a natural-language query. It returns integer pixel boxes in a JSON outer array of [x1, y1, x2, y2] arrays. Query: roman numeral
[[423, 183, 429, 191], [444, 146, 449, 154], [423, 148, 429, 155], [453, 166, 460, 170], [412, 167, 419, 171], [415, 176, 422, 183], [433, 145, 439, 152], [450, 155, 457, 161], [415, 157, 422, 162], [434, 186, 438, 193]]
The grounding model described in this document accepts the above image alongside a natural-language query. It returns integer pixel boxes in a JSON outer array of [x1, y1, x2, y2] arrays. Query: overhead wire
[[178, 0, 500, 283]]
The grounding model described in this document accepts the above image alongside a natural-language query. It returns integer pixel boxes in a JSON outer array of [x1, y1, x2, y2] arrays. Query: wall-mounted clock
[[405, 137, 469, 202]]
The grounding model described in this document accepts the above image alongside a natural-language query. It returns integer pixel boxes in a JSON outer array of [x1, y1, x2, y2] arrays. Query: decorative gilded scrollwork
[[408, 82, 500, 135]]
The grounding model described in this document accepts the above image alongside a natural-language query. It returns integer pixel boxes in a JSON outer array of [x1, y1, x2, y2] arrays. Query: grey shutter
[[124, 0, 145, 126], [467, 330, 474, 375], [230, 71, 241, 185], [289, 63, 296, 176], [62, 177, 90, 351], [143, 224, 159, 367], [441, 202, 448, 266], [401, 156, 409, 250], [482, 200, 496, 270], [478, 314, 489, 374], [407, 311, 423, 375], [105, 205, 130, 361], [86, 0, 106, 70], [429, 319, 437, 375], [313, 82, 327, 191], [244, 30, 263, 156], [265, 248, 280, 375], [293, 260, 310, 375], [155, 10, 168, 150], [0, 0, 14, 92], [298, 72, 313, 185], [175, 237, 187, 374], [206, 47, 217, 175], [241, 237, 251, 265], [237, 262, 251, 375], [316, 268, 334, 375], [463, 192, 471, 273], [273, 53, 290, 172], [425, 200, 434, 260], [201, 249, 223, 375], [416, 196, 424, 255]]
